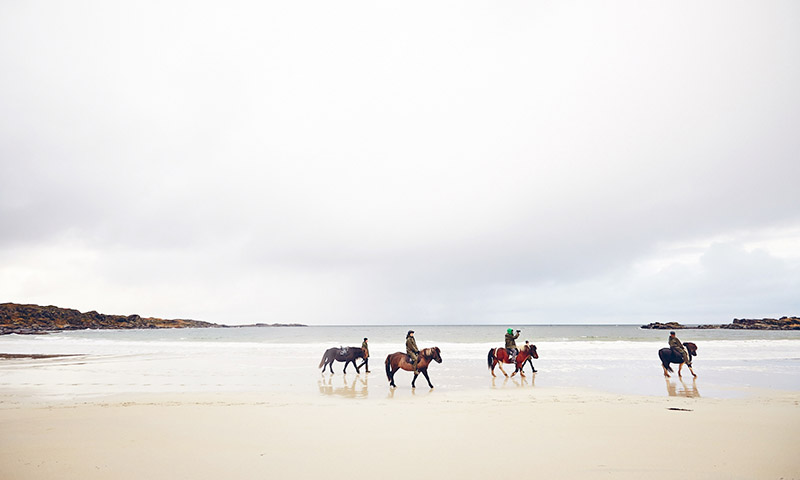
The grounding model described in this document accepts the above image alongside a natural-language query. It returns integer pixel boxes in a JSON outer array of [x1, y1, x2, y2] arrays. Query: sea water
[[0, 325, 798, 401]]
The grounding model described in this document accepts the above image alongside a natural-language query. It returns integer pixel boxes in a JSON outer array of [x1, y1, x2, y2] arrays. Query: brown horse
[[385, 347, 442, 388], [488, 344, 538, 377], [659, 342, 697, 378], [319, 347, 366, 374]]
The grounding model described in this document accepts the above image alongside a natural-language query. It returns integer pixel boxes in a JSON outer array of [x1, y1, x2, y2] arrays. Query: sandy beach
[[1, 385, 798, 480]]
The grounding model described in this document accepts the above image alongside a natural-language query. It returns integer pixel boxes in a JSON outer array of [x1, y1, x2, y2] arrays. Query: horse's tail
[[319, 350, 328, 369], [487, 348, 495, 369], [385, 355, 392, 380]]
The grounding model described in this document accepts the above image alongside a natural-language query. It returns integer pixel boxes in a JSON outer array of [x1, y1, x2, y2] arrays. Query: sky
[[1, 1, 799, 325]]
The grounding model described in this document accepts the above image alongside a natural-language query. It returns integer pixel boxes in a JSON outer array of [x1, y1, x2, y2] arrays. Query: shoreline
[[1, 387, 798, 479]]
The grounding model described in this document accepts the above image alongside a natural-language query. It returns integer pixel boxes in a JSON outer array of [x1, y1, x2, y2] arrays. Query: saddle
[[336, 347, 349, 357]]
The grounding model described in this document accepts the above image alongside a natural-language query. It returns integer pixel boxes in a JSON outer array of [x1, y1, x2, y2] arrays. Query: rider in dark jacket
[[505, 328, 520, 361], [669, 331, 691, 366], [406, 330, 419, 372]]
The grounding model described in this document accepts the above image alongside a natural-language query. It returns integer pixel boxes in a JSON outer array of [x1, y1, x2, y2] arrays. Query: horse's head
[[684, 342, 697, 356], [430, 347, 442, 363], [526, 344, 539, 359]]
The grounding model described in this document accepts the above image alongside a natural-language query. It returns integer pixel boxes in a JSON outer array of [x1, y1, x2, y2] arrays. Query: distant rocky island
[[641, 317, 800, 330], [0, 303, 306, 335]]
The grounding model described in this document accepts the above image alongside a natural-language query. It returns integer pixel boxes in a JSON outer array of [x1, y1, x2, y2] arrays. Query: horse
[[319, 346, 366, 374], [488, 344, 538, 377], [385, 347, 442, 388], [659, 342, 697, 378]]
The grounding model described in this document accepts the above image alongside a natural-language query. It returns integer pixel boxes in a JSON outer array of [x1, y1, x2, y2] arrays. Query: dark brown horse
[[319, 347, 366, 374], [659, 342, 697, 378], [488, 344, 538, 377], [385, 347, 442, 388]]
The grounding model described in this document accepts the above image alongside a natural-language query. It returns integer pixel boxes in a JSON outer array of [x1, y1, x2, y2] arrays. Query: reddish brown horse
[[488, 344, 538, 377], [385, 347, 442, 388]]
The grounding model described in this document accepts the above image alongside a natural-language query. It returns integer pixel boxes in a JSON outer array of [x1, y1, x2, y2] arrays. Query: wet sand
[[1, 387, 798, 480]]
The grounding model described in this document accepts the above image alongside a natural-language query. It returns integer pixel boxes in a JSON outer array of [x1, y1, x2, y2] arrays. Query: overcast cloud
[[1, 1, 798, 325]]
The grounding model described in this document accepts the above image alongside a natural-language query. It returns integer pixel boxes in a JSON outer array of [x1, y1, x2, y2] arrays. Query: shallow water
[[0, 325, 798, 401]]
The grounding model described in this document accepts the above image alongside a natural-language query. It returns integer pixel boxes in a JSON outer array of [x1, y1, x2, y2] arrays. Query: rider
[[406, 330, 420, 372], [669, 331, 691, 367], [505, 328, 520, 362], [358, 337, 370, 373]]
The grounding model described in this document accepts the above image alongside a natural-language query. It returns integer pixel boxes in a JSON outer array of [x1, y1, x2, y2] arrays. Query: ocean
[[1, 325, 798, 401]]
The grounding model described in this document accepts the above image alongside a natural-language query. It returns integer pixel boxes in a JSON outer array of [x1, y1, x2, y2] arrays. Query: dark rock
[[657, 317, 800, 330], [640, 322, 686, 330], [0, 302, 220, 332]]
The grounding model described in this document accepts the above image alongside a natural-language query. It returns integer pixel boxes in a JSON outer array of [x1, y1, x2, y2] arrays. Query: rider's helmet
[[507, 328, 513, 334]]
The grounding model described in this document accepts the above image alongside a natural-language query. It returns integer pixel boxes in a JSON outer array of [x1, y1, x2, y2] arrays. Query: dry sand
[[1, 387, 798, 480]]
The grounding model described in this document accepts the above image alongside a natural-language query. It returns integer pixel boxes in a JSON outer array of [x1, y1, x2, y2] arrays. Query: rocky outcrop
[[641, 317, 800, 330], [0, 303, 219, 334], [640, 322, 687, 330], [697, 317, 800, 330]]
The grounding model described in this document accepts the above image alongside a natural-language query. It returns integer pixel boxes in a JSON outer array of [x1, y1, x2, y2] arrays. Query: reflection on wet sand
[[491, 373, 536, 389], [318, 374, 369, 398], [665, 377, 700, 398]]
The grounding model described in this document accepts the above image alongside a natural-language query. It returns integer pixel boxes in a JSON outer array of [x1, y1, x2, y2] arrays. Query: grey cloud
[[2, 1, 799, 324]]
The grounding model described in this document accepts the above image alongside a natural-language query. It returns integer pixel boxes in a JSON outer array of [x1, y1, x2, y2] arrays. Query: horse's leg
[[421, 368, 433, 389], [389, 366, 397, 388], [663, 364, 671, 377], [677, 363, 683, 378], [354, 359, 361, 374], [412, 371, 419, 388], [686, 364, 697, 378], [497, 362, 509, 378], [326, 360, 334, 374]]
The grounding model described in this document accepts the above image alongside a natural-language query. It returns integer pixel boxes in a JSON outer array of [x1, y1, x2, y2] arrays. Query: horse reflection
[[491, 372, 535, 389], [665, 377, 700, 398], [318, 374, 369, 398]]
